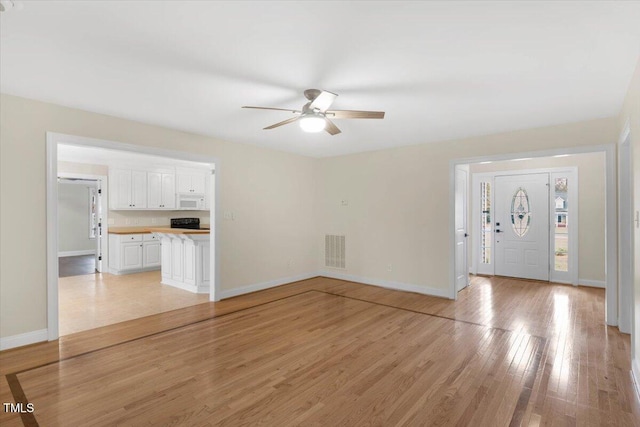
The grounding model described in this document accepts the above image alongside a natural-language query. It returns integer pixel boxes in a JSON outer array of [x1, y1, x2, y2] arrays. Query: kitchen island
[[147, 227, 211, 294]]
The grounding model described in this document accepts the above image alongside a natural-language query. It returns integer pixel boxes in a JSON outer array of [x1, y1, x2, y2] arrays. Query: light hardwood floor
[[1, 276, 638, 426], [58, 271, 209, 335]]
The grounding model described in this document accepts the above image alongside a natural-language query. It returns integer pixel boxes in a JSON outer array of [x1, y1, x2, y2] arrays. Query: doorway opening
[[450, 144, 618, 327], [57, 175, 107, 278], [47, 133, 220, 340], [471, 166, 581, 285]]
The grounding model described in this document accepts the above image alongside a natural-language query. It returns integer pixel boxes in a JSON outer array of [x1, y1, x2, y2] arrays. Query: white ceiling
[[2, 1, 640, 158]]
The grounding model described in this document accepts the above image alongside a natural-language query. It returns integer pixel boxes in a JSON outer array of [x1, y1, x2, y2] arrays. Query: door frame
[[454, 165, 469, 292], [449, 144, 618, 327], [471, 167, 578, 285], [46, 132, 220, 341], [618, 121, 633, 335], [57, 172, 109, 273]]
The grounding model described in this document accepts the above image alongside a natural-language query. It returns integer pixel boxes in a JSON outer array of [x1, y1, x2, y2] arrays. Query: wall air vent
[[325, 234, 346, 269]]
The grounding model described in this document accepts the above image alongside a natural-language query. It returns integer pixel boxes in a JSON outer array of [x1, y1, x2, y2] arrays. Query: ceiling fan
[[242, 89, 385, 135]]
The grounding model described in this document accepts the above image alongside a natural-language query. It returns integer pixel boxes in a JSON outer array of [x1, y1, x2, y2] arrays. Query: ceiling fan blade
[[263, 116, 299, 130], [309, 90, 338, 112], [242, 106, 301, 114], [324, 118, 341, 135], [325, 110, 385, 119]]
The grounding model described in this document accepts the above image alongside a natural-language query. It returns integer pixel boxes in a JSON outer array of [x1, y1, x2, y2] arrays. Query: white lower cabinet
[[109, 233, 161, 274]]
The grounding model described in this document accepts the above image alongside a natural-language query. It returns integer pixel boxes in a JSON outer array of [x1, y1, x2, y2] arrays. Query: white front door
[[494, 173, 549, 281], [455, 166, 469, 291]]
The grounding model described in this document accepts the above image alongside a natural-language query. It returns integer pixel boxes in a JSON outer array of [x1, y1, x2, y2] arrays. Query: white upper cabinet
[[111, 169, 131, 209], [110, 169, 147, 209], [176, 167, 207, 194], [161, 174, 176, 209], [148, 172, 176, 209], [131, 170, 147, 209], [110, 165, 207, 211]]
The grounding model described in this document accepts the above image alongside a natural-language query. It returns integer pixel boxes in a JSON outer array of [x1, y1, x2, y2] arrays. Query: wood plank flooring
[[1, 276, 638, 426]]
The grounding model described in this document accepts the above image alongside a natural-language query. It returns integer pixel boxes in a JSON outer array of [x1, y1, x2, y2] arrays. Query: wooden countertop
[[108, 227, 154, 235], [109, 226, 210, 235], [145, 227, 210, 235]]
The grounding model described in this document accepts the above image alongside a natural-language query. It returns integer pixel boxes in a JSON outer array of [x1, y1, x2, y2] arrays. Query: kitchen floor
[[58, 271, 210, 336]]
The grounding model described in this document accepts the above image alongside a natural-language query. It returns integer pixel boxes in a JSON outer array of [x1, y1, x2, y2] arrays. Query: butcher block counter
[[108, 226, 155, 234], [146, 227, 210, 235], [108, 226, 210, 235]]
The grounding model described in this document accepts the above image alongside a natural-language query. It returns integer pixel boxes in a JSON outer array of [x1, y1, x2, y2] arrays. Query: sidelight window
[[480, 182, 492, 264], [554, 178, 569, 271]]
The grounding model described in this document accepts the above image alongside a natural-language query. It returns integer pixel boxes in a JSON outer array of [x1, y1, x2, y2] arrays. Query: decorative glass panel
[[89, 187, 97, 239], [480, 182, 492, 264], [510, 187, 531, 237], [554, 177, 568, 271]]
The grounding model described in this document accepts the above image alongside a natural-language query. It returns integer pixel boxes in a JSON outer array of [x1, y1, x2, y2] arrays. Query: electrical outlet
[[125, 218, 132, 225], [387, 264, 392, 272], [341, 200, 349, 206], [151, 218, 157, 225], [287, 260, 295, 269], [133, 218, 140, 225], [223, 211, 232, 220]]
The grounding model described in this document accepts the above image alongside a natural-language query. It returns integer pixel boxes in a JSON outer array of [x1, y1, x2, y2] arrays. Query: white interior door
[[455, 166, 469, 291], [494, 173, 549, 281]]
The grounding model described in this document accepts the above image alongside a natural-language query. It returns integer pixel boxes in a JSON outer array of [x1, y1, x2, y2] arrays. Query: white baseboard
[[0, 329, 48, 351], [320, 270, 451, 299], [632, 358, 640, 402], [219, 272, 321, 300], [578, 278, 606, 288], [161, 277, 209, 294], [58, 249, 95, 257]]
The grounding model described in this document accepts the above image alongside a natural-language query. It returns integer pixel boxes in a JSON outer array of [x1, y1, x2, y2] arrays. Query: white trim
[[108, 266, 160, 275], [618, 119, 633, 335], [604, 144, 618, 326], [632, 358, 640, 402], [0, 329, 48, 351], [58, 250, 95, 257], [162, 278, 209, 294], [321, 270, 452, 299], [451, 143, 617, 326], [577, 279, 606, 289], [218, 272, 321, 300], [47, 132, 220, 342]]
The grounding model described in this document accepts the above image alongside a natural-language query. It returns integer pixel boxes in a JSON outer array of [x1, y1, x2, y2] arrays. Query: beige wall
[[469, 153, 606, 283], [315, 118, 618, 293], [618, 58, 640, 372], [58, 161, 108, 176], [0, 91, 622, 341], [58, 183, 96, 253], [0, 94, 317, 338]]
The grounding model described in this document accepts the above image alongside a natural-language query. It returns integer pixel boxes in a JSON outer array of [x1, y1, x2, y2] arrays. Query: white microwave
[[177, 193, 205, 210]]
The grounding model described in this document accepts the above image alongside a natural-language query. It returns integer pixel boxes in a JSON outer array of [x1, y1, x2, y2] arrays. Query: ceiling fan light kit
[[299, 114, 326, 133], [242, 89, 385, 136]]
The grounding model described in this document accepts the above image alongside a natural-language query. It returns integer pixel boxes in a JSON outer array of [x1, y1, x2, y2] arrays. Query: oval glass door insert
[[511, 187, 531, 237]]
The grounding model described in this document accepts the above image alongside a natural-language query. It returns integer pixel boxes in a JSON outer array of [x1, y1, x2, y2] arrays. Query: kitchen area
[[57, 144, 215, 336]]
